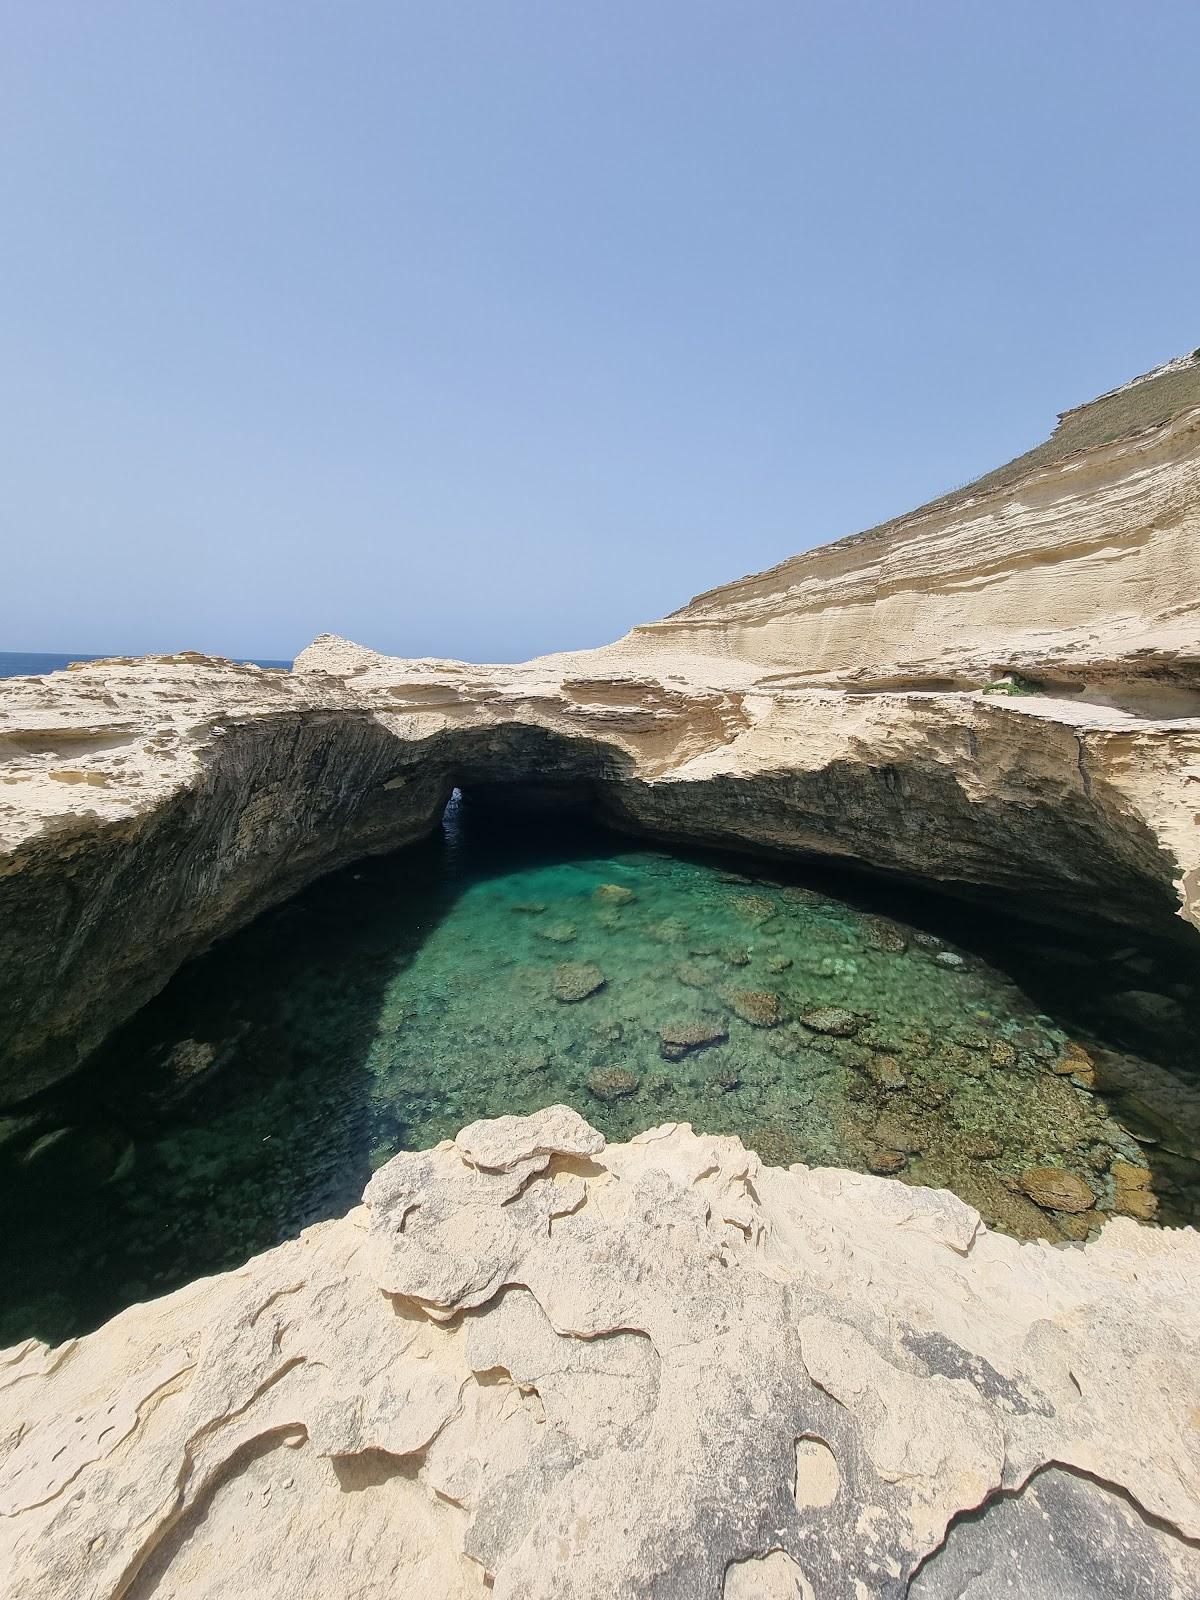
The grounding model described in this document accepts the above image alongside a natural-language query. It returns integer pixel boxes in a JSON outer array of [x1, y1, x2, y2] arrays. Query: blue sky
[[2, 2, 1197, 662]]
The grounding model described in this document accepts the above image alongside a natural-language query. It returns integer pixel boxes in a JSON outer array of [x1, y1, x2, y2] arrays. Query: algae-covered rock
[[1018, 1166, 1096, 1213], [553, 963, 606, 1002], [586, 1066, 640, 1102], [658, 1019, 729, 1061], [726, 989, 785, 1027], [594, 883, 636, 906], [800, 1006, 859, 1037]]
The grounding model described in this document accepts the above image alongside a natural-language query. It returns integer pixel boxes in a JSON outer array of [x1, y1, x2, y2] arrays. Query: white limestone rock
[[1, 1113, 1197, 1598]]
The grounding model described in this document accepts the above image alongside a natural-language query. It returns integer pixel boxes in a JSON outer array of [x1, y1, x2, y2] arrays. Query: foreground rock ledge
[[2, 1108, 1197, 1598]]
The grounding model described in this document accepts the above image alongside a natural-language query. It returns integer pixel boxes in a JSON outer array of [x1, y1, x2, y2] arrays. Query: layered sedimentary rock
[[635, 352, 1200, 696], [2, 357, 1200, 1596], [1, 355, 1199, 1103], [2, 1110, 1197, 1598]]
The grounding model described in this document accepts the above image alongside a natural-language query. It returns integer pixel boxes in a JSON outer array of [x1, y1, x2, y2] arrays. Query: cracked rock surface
[[1, 1108, 1197, 1598]]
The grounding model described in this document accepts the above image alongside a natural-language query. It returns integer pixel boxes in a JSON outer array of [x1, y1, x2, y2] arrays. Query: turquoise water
[[1, 794, 1195, 1345]]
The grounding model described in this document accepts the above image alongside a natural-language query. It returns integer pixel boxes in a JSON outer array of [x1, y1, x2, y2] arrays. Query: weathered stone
[[552, 962, 606, 1002], [585, 1066, 640, 1102], [725, 989, 784, 1027], [800, 1006, 859, 1037], [867, 1053, 907, 1089], [658, 1019, 729, 1060], [4, 1112, 1199, 1600], [868, 1147, 907, 1174], [1018, 1166, 1096, 1213], [593, 883, 635, 906], [766, 954, 793, 973], [536, 922, 578, 944]]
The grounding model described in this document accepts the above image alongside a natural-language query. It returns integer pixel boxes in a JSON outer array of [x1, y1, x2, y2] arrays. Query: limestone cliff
[[1, 356, 1199, 1103], [2, 361, 1200, 1598], [633, 352, 1200, 695]]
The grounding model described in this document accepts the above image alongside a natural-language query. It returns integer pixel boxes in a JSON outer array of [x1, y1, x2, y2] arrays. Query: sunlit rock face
[[1, 1112, 1198, 1599], [633, 352, 1200, 694], [1, 359, 1199, 1594]]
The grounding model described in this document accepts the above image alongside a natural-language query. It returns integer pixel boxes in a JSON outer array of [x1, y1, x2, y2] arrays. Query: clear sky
[[2, 3, 1197, 663]]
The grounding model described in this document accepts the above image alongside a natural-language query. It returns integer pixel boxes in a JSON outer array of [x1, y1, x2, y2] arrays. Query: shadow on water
[[0, 794, 603, 1342], [2, 788, 1199, 1345]]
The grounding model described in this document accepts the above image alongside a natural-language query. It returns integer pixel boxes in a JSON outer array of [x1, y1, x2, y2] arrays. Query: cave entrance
[[2, 794, 1198, 1350]]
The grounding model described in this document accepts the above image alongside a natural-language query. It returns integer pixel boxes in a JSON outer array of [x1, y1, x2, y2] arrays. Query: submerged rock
[[593, 883, 635, 906], [19, 1124, 134, 1193], [1109, 1159, 1158, 1220], [800, 1006, 859, 1037], [1018, 1166, 1096, 1213], [867, 1053, 907, 1090], [586, 1066, 640, 1102], [872, 1114, 924, 1154], [725, 989, 785, 1027], [658, 1019, 729, 1061], [868, 1147, 907, 1174], [864, 917, 910, 954], [552, 963, 606, 1003], [1053, 1041, 1097, 1087]]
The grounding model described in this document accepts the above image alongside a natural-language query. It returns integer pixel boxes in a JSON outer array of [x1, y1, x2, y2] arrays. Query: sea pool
[[2, 792, 1195, 1344]]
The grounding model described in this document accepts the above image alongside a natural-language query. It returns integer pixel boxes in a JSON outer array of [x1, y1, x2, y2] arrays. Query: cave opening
[[1, 780, 1197, 1348]]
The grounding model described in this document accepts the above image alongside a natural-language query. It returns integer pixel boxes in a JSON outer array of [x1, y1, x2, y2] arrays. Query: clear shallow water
[[1, 794, 1197, 1345]]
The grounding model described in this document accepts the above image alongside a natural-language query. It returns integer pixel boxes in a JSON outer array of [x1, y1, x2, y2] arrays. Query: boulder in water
[[553, 962, 606, 1002]]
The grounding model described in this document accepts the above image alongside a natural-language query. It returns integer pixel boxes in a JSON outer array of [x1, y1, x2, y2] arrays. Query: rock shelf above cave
[[1, 353, 1199, 1595]]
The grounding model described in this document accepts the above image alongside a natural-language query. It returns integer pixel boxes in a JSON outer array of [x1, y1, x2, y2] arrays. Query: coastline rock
[[1, 1112, 1197, 1598]]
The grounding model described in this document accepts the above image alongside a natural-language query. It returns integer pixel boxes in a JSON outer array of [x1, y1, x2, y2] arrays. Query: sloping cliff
[[633, 353, 1200, 695], [1, 356, 1199, 1104], [1, 358, 1200, 1597]]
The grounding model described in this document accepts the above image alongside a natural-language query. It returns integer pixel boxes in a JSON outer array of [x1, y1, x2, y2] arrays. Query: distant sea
[[0, 651, 292, 679]]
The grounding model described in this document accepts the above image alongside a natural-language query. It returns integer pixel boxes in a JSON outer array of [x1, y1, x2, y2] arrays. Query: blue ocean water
[[0, 651, 291, 677]]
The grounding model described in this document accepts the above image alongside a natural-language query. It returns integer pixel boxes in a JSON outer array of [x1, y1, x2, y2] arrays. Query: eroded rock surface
[[3, 359, 1200, 1098], [1, 1109, 1197, 1598]]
